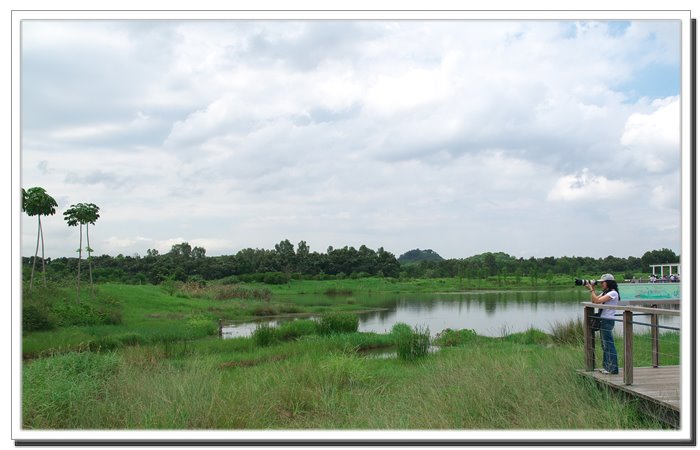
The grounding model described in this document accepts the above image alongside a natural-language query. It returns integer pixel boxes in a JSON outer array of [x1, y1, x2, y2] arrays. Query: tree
[[641, 248, 680, 270], [22, 187, 58, 290], [63, 202, 100, 299], [274, 239, 296, 273], [192, 246, 206, 259], [169, 242, 192, 258]]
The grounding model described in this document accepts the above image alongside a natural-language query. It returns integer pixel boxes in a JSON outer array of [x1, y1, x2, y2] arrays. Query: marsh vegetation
[[21, 279, 678, 430]]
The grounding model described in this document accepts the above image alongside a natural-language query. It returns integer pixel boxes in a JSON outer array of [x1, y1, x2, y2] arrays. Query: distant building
[[649, 263, 681, 282]]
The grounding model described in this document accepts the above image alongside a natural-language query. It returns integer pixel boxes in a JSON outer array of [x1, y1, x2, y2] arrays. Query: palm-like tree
[[22, 187, 58, 290], [63, 203, 100, 299]]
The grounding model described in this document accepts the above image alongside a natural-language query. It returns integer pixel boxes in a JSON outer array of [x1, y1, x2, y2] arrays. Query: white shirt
[[600, 290, 619, 319]]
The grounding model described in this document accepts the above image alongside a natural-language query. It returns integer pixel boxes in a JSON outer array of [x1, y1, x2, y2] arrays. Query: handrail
[[582, 302, 680, 386], [580, 302, 680, 316]]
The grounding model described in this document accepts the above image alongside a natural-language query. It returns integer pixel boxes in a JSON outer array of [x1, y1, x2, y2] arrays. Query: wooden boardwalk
[[577, 366, 680, 426]]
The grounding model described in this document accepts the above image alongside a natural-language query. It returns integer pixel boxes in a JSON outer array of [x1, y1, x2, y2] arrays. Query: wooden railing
[[582, 302, 680, 385]]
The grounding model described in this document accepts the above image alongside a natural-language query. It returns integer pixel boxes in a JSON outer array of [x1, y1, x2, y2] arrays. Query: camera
[[574, 278, 597, 286]]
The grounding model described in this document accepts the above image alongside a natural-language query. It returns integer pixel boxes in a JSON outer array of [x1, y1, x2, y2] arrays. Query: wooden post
[[624, 310, 634, 385], [218, 319, 223, 338], [651, 305, 659, 368], [584, 306, 595, 371]]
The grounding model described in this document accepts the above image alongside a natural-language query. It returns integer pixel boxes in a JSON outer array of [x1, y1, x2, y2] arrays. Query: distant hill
[[398, 249, 444, 264]]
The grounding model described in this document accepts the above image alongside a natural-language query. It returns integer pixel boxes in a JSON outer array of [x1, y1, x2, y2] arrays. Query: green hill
[[398, 249, 444, 265]]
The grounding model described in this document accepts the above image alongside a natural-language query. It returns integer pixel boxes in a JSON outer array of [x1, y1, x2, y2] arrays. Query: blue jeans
[[600, 318, 619, 373]]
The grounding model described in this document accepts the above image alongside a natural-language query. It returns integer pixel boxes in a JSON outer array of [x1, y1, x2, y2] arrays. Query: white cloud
[[103, 236, 151, 253], [619, 96, 680, 174], [649, 184, 680, 210], [547, 168, 634, 202], [19, 20, 683, 259]]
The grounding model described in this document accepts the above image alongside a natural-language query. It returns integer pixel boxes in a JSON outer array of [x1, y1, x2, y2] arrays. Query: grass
[[22, 326, 674, 429], [21, 280, 681, 430], [21, 283, 378, 357], [249, 274, 581, 296], [392, 323, 431, 361]]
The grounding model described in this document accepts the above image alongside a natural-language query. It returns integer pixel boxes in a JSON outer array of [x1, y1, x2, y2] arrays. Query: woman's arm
[[588, 286, 611, 304]]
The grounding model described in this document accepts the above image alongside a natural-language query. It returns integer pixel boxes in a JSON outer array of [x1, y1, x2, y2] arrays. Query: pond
[[221, 289, 681, 338]]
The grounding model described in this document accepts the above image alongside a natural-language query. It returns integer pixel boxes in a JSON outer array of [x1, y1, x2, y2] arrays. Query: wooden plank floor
[[577, 366, 680, 411]]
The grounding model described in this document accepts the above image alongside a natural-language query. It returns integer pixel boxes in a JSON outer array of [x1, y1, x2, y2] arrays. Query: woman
[[588, 273, 620, 375]]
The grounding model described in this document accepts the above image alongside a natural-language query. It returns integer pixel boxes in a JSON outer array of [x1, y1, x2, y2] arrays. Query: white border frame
[[9, 5, 694, 445]]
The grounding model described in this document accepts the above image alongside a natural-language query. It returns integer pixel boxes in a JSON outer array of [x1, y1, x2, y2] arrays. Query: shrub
[[96, 305, 123, 325], [276, 319, 318, 341], [252, 323, 279, 347], [46, 298, 122, 328], [213, 285, 272, 301], [390, 322, 412, 336], [262, 272, 290, 285], [22, 303, 55, 333], [503, 327, 552, 345], [178, 281, 207, 298], [317, 312, 359, 335], [186, 315, 218, 338], [161, 278, 180, 296], [395, 325, 431, 361], [219, 275, 240, 285], [434, 328, 478, 347]]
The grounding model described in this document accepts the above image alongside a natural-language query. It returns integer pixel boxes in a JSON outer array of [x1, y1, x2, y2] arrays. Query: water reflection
[[221, 289, 681, 338]]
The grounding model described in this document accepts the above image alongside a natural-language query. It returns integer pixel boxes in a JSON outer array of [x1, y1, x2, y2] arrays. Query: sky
[[19, 19, 683, 260]]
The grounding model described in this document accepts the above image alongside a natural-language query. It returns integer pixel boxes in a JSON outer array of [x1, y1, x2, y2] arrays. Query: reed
[[393, 323, 431, 361], [316, 312, 359, 335]]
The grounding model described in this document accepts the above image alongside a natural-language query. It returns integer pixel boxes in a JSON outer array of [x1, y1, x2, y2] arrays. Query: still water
[[222, 289, 681, 338]]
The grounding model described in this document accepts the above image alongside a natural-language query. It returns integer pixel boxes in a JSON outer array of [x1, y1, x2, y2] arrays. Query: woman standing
[[588, 273, 620, 375]]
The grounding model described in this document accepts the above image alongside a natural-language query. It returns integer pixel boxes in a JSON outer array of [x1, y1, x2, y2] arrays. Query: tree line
[[398, 248, 680, 282], [22, 239, 679, 286]]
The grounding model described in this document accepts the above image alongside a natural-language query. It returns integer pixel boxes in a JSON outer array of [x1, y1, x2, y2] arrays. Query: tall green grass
[[392, 323, 431, 360], [22, 324, 675, 430], [316, 312, 359, 335]]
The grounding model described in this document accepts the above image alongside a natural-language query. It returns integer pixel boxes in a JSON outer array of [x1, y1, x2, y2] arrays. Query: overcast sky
[[19, 20, 682, 260]]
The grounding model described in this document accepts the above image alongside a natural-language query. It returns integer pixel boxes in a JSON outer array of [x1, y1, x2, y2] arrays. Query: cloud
[[19, 20, 683, 259], [619, 96, 680, 173], [547, 168, 634, 202], [649, 183, 681, 210], [64, 170, 134, 190], [103, 236, 151, 253]]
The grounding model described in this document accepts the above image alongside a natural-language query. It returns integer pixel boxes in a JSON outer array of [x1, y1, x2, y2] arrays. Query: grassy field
[[21, 280, 680, 430], [21, 279, 585, 357], [22, 282, 368, 357], [246, 273, 582, 295], [22, 326, 678, 429]]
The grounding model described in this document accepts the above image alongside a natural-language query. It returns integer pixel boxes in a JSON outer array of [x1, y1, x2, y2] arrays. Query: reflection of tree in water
[[358, 308, 397, 323], [354, 289, 591, 334]]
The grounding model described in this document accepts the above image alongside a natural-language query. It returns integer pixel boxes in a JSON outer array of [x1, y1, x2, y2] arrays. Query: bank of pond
[[21, 282, 679, 430]]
